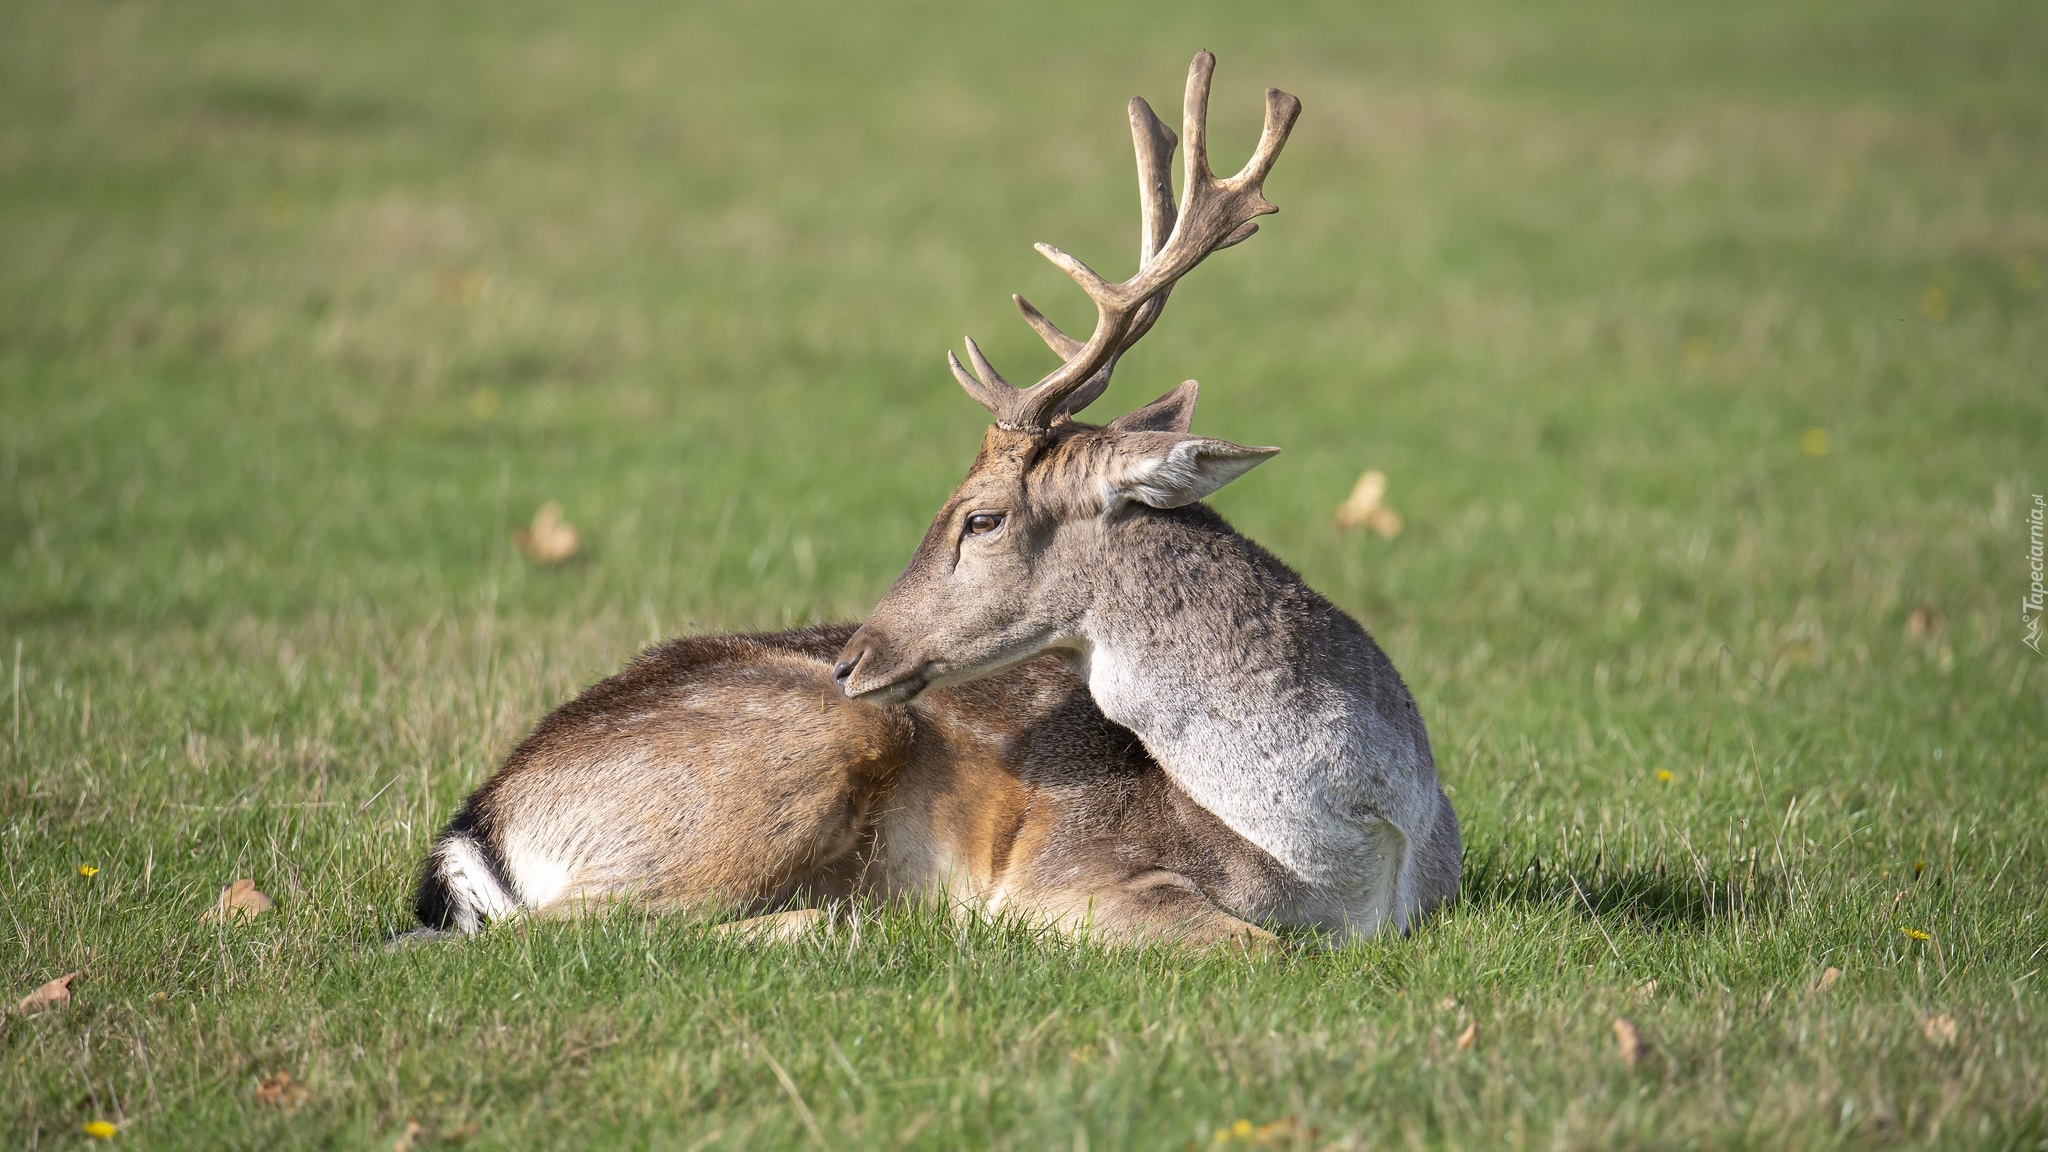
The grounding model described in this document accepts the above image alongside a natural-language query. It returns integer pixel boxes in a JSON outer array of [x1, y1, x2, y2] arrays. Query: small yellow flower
[[1233, 1119, 1254, 1138], [1655, 769, 1674, 783], [1902, 927, 1930, 942], [77, 865, 99, 878], [1799, 428, 1831, 457], [83, 1120, 118, 1139]]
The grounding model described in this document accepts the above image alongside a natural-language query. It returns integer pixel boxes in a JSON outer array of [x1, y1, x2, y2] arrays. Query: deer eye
[[964, 512, 1005, 537]]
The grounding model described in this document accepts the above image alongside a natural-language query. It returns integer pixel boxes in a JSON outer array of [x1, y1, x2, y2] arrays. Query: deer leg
[[1411, 788, 1464, 920], [711, 907, 833, 943], [1044, 869, 1278, 952], [1354, 818, 1413, 940]]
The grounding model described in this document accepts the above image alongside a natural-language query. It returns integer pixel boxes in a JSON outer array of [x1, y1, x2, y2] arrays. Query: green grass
[[4, 0, 2046, 1147]]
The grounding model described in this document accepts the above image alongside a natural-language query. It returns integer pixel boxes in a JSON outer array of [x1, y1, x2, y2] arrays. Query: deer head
[[835, 52, 1299, 704]]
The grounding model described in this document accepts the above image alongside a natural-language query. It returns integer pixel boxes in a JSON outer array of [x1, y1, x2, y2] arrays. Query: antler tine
[[1132, 96, 1180, 263], [1091, 94, 1181, 360], [1204, 90, 1301, 254], [1012, 294, 1082, 359], [1013, 93, 1180, 362], [1239, 87, 1303, 187], [953, 51, 1298, 432], [1008, 95, 1181, 419], [963, 337, 1010, 392], [1180, 49, 1217, 187], [948, 349, 1007, 413]]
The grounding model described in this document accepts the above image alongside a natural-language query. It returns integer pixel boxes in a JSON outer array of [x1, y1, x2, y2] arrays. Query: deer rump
[[412, 52, 1458, 949], [413, 622, 1298, 948]]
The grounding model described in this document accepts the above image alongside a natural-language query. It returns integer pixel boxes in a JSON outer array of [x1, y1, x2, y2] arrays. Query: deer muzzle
[[832, 631, 930, 704]]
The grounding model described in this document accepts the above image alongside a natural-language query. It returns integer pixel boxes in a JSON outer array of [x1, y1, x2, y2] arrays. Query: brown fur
[[417, 624, 1291, 947]]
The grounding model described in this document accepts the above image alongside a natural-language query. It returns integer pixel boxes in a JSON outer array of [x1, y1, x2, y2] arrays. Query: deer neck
[[1068, 504, 1436, 924]]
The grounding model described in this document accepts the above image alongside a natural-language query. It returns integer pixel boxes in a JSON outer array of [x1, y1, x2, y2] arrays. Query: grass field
[[4, 0, 2046, 1147]]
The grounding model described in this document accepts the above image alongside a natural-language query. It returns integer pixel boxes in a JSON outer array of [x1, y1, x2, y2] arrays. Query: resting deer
[[835, 53, 1458, 938], [412, 53, 1458, 947]]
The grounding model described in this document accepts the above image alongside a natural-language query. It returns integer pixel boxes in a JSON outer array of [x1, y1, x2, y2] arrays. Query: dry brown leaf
[[437, 270, 491, 304], [1438, 995, 1459, 1011], [1905, 605, 1943, 640], [255, 1071, 310, 1110], [16, 971, 78, 1015], [392, 1119, 424, 1152], [1815, 966, 1842, 992], [514, 502, 580, 565], [201, 879, 274, 925], [1612, 1016, 1648, 1067], [1920, 1013, 1958, 1048], [1334, 470, 1403, 538], [1455, 1021, 1477, 1051]]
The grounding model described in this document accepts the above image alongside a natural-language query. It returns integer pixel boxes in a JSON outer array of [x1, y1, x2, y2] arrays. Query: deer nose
[[831, 654, 861, 686]]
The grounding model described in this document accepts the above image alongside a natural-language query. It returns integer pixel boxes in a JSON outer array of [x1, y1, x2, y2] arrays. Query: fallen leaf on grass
[[1905, 605, 1942, 641], [514, 502, 580, 565], [1455, 1022, 1477, 1051], [393, 1119, 423, 1152], [1613, 1017, 1649, 1067], [255, 1071, 310, 1110], [82, 1120, 118, 1140], [201, 879, 273, 925], [1920, 1013, 1958, 1048], [437, 270, 491, 304], [1334, 471, 1403, 538], [17, 971, 78, 1014], [1814, 967, 1842, 992]]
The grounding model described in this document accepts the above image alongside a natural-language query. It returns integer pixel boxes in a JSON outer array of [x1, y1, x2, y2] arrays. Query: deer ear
[[1107, 380, 1200, 434], [1102, 431, 1279, 510]]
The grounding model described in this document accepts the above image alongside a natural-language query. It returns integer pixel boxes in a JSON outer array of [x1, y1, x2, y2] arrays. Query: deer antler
[[949, 51, 1301, 433]]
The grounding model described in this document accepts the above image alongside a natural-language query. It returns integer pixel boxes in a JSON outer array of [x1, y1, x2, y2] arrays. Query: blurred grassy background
[[3, 0, 2045, 1147]]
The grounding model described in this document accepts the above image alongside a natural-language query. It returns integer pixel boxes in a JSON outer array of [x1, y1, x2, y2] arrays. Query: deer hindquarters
[[413, 642, 912, 933]]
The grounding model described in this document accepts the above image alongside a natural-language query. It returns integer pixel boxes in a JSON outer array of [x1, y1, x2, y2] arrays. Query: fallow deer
[[412, 52, 1457, 947], [834, 51, 1459, 939]]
